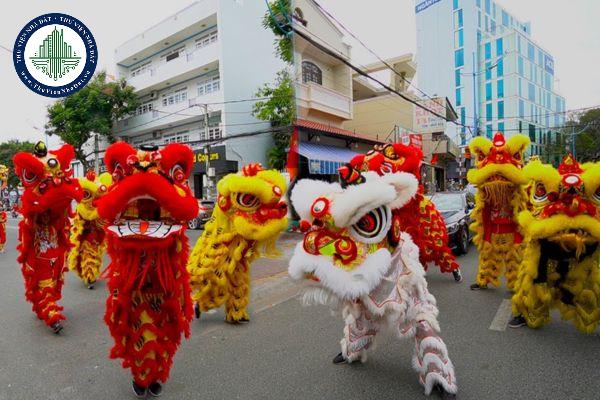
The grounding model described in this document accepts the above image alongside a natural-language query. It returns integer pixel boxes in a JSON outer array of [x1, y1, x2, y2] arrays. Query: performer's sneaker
[[194, 303, 201, 319], [470, 283, 487, 290], [132, 381, 147, 398], [148, 382, 162, 397], [508, 315, 527, 328], [433, 383, 456, 399], [86, 281, 95, 290], [452, 270, 463, 283], [51, 322, 63, 334], [332, 352, 347, 364]]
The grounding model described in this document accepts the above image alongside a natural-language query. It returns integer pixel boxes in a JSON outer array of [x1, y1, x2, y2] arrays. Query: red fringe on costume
[[394, 191, 459, 273], [17, 215, 71, 327], [103, 233, 193, 386]]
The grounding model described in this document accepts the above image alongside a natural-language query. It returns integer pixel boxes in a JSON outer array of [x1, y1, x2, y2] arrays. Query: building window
[[195, 30, 218, 49], [136, 101, 153, 116], [497, 100, 504, 119], [518, 56, 524, 75], [486, 103, 492, 122], [496, 38, 503, 56], [529, 124, 536, 142], [496, 59, 503, 77], [197, 76, 220, 96], [486, 124, 493, 138], [453, 9, 463, 29], [477, 0, 481, 7], [454, 29, 464, 48], [485, 62, 492, 80], [484, 42, 491, 60], [455, 69, 461, 86], [161, 46, 185, 63], [527, 43, 535, 61], [498, 122, 505, 133], [302, 61, 322, 85], [497, 79, 504, 98], [528, 82, 535, 102], [485, 0, 491, 14], [164, 130, 190, 145], [460, 107, 466, 125], [485, 82, 492, 101], [454, 49, 464, 67], [131, 62, 151, 77], [162, 87, 188, 107], [453, 0, 459, 10], [456, 88, 462, 106], [502, 10, 509, 26]]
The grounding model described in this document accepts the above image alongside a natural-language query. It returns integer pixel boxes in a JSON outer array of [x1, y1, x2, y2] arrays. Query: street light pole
[[472, 51, 478, 137]]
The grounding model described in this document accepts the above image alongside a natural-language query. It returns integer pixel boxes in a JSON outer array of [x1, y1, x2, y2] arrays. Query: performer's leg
[[224, 264, 250, 323], [412, 320, 457, 396], [338, 303, 378, 364]]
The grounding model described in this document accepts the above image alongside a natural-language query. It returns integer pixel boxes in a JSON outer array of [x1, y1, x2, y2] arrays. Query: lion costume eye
[[350, 205, 391, 244], [22, 170, 37, 185], [532, 182, 548, 203], [593, 186, 600, 203], [235, 193, 260, 209], [112, 163, 125, 182], [83, 190, 92, 200], [169, 164, 185, 182]]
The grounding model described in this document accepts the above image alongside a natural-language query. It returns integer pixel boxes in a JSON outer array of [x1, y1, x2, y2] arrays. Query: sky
[[1, 0, 598, 145]]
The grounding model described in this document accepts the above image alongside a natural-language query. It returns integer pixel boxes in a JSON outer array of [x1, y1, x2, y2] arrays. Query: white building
[[416, 0, 565, 160], [113, 0, 284, 197]]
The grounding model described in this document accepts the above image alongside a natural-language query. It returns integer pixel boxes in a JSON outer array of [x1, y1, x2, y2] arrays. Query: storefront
[[191, 145, 238, 199]]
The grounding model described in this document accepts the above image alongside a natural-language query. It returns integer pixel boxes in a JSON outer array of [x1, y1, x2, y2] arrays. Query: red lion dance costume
[[349, 143, 462, 281], [96, 142, 198, 397], [13, 141, 83, 333], [0, 164, 8, 253]]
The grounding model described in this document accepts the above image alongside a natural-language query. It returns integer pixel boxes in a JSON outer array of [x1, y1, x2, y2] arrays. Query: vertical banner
[[286, 126, 299, 181]]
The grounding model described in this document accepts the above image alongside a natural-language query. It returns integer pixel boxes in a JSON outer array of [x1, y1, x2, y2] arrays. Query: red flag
[[431, 154, 439, 165], [286, 127, 299, 181]]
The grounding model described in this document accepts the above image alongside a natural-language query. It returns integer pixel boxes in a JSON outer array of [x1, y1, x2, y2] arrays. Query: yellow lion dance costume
[[68, 170, 112, 288], [467, 132, 530, 290], [187, 163, 288, 323], [511, 155, 600, 333]]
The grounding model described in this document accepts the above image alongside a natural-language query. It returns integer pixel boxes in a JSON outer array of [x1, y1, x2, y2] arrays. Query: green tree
[[572, 108, 600, 162], [262, 0, 293, 64], [45, 71, 139, 170], [0, 139, 35, 193], [253, 70, 295, 170]]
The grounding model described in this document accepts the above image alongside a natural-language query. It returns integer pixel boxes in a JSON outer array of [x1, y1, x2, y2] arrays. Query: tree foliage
[[45, 71, 139, 170], [253, 70, 295, 170], [0, 140, 35, 191], [544, 108, 600, 164], [262, 0, 293, 64]]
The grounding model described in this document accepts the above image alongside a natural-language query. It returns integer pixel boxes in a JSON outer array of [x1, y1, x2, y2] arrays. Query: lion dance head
[[512, 155, 600, 333]]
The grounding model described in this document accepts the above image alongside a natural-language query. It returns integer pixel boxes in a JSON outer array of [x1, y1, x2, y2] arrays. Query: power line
[[0, 44, 12, 53], [311, 0, 437, 104], [291, 25, 471, 131]]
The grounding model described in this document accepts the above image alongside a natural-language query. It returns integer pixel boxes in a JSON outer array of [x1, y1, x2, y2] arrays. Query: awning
[[298, 142, 358, 175]]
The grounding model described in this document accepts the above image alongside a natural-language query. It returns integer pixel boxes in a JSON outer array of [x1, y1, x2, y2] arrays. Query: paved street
[[0, 218, 598, 400]]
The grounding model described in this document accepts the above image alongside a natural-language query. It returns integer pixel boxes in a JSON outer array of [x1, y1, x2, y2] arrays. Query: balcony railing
[[127, 43, 219, 92], [116, 92, 223, 136], [296, 82, 352, 120]]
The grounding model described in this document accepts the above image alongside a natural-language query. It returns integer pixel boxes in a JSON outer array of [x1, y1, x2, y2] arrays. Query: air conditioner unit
[[148, 91, 158, 100], [152, 131, 160, 138]]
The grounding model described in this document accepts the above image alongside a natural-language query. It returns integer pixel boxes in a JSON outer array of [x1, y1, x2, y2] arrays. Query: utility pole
[[472, 51, 478, 137], [94, 132, 99, 174], [202, 103, 212, 200]]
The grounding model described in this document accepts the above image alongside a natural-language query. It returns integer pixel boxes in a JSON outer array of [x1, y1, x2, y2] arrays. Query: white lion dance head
[[289, 167, 418, 300]]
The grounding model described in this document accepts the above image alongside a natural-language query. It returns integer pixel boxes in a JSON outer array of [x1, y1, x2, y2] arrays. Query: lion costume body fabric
[[0, 165, 7, 253], [467, 133, 530, 290], [512, 156, 600, 333], [96, 142, 198, 388], [68, 170, 112, 287], [13, 142, 82, 331], [187, 164, 288, 323], [288, 167, 457, 397], [350, 143, 460, 275]]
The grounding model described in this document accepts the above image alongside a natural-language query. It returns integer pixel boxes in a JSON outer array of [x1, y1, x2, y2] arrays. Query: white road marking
[[489, 299, 513, 331]]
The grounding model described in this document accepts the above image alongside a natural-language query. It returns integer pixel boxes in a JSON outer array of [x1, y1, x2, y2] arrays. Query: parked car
[[187, 199, 215, 230], [428, 191, 474, 255]]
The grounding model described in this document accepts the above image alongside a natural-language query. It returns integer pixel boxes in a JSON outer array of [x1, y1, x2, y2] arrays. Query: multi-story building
[[416, 0, 566, 159], [113, 0, 284, 198], [292, 0, 379, 181]]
